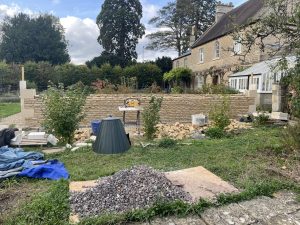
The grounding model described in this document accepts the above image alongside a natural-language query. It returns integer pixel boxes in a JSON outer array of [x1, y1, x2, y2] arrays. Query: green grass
[[53, 127, 290, 190], [0, 102, 21, 118], [4, 126, 300, 225]]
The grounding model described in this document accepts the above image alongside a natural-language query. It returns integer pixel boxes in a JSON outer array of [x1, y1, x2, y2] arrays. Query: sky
[[0, 0, 246, 64]]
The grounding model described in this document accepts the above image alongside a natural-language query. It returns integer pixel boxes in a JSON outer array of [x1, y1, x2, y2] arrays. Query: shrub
[[205, 127, 225, 139], [163, 68, 192, 88], [171, 86, 184, 94], [209, 96, 231, 129], [253, 114, 270, 126], [197, 84, 238, 94], [42, 83, 88, 144], [124, 63, 162, 89], [282, 120, 300, 153], [142, 96, 163, 140], [158, 137, 177, 148]]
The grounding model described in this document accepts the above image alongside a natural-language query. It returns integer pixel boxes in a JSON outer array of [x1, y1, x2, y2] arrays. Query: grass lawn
[[2, 126, 299, 224], [0, 102, 21, 118]]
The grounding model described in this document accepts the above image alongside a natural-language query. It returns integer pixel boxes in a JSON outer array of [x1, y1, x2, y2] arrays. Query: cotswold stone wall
[[24, 94, 255, 127]]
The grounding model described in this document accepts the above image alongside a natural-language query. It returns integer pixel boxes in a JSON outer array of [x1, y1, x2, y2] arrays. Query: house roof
[[172, 51, 191, 61], [191, 0, 264, 49], [229, 56, 297, 77]]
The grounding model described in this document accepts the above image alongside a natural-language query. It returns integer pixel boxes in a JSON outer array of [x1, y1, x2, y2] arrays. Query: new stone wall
[[24, 94, 255, 127]]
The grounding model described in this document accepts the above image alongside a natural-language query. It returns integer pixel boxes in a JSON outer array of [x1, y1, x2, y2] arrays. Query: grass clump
[[6, 179, 70, 225], [253, 114, 270, 126], [282, 120, 300, 154], [158, 137, 177, 148], [205, 127, 226, 139]]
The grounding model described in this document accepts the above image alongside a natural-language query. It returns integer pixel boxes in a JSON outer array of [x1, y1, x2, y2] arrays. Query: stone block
[[271, 112, 289, 121]]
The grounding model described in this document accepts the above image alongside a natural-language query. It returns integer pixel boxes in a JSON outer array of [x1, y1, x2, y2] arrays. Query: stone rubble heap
[[70, 166, 191, 218], [74, 128, 91, 142], [156, 120, 252, 140]]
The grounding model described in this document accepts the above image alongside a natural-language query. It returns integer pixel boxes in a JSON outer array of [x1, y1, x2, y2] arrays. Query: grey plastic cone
[[92, 117, 130, 154]]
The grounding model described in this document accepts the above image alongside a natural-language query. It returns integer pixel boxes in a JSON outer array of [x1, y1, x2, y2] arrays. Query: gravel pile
[[70, 165, 191, 218]]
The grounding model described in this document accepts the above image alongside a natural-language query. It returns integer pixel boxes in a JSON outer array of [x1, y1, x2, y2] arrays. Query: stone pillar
[[272, 84, 281, 112], [247, 74, 259, 113], [19, 81, 36, 119]]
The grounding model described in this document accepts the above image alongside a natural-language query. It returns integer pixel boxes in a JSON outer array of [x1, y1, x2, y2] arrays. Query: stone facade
[[24, 94, 255, 127]]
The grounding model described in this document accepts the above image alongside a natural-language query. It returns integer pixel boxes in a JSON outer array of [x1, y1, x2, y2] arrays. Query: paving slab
[[69, 180, 98, 192], [202, 203, 265, 225], [42, 148, 65, 154], [165, 166, 239, 201], [135, 216, 207, 225]]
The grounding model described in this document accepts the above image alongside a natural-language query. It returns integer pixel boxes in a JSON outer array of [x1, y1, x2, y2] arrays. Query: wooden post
[[21, 65, 25, 81]]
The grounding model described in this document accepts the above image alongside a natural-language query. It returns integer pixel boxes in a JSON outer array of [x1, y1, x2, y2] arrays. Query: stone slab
[[165, 166, 239, 201], [42, 148, 65, 154], [69, 180, 98, 192]]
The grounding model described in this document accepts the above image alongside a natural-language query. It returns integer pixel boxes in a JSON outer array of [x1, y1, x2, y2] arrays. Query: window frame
[[199, 48, 204, 63], [214, 41, 220, 59]]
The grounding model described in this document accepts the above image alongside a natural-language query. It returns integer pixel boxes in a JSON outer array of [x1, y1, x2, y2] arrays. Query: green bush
[[42, 83, 88, 144], [197, 84, 238, 94], [254, 114, 270, 126], [171, 86, 184, 94], [124, 63, 162, 89], [142, 96, 163, 140], [7, 180, 70, 225], [209, 96, 231, 129], [205, 127, 225, 139], [282, 120, 300, 153], [158, 137, 177, 148], [163, 68, 192, 89]]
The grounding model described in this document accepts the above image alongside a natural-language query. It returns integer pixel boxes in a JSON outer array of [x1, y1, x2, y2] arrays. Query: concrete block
[[28, 132, 46, 140], [271, 112, 289, 121], [20, 89, 36, 99]]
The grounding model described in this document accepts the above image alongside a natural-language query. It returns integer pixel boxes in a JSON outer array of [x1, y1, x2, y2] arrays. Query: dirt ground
[[0, 180, 48, 224]]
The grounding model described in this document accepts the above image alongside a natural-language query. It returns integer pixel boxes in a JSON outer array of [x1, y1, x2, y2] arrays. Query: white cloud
[[0, 3, 33, 19], [60, 16, 102, 64]]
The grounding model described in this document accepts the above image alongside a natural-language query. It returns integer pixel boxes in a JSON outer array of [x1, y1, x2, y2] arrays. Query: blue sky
[[0, 0, 247, 64]]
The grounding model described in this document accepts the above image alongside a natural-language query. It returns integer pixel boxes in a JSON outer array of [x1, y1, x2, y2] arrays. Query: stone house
[[172, 0, 280, 90]]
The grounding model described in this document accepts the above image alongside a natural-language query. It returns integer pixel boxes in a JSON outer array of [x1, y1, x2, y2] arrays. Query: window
[[238, 78, 247, 90], [199, 48, 204, 63], [262, 72, 272, 92], [214, 41, 220, 58], [229, 78, 238, 90], [184, 58, 188, 67], [252, 77, 260, 90], [274, 71, 286, 83], [233, 39, 242, 54]]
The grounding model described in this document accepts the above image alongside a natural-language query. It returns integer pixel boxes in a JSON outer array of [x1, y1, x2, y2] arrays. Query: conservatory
[[228, 56, 296, 93]]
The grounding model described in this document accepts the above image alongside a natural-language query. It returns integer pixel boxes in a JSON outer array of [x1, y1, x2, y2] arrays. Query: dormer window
[[214, 41, 220, 59]]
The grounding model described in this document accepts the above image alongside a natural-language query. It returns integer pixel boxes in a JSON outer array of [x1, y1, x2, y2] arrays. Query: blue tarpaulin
[[18, 160, 69, 180], [0, 146, 69, 180], [0, 146, 44, 171]]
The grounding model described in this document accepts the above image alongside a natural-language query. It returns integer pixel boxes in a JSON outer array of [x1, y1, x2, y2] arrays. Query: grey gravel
[[70, 165, 192, 218]]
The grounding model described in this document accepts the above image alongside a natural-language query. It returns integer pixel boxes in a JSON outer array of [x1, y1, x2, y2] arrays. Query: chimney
[[215, 2, 234, 22], [189, 25, 197, 47]]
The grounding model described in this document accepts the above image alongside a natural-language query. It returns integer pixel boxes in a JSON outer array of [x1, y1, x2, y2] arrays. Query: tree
[[146, 0, 216, 55], [86, 51, 128, 68], [124, 63, 162, 88], [0, 13, 70, 64], [96, 0, 145, 66], [155, 56, 173, 74]]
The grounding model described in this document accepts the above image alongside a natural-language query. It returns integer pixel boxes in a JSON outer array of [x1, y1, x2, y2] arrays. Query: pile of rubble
[[74, 128, 91, 142], [156, 120, 252, 140], [225, 119, 253, 132], [70, 166, 191, 218]]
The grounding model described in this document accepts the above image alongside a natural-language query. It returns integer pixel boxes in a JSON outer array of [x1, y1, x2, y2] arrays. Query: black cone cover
[[93, 117, 130, 154]]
